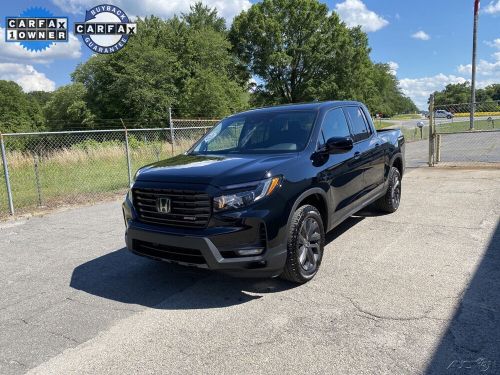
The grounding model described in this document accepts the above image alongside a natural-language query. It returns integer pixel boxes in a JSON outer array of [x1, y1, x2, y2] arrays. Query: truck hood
[[135, 153, 298, 186]]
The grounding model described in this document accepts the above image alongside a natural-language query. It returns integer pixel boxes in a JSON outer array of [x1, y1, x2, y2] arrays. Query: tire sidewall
[[388, 168, 401, 211], [290, 206, 325, 281]]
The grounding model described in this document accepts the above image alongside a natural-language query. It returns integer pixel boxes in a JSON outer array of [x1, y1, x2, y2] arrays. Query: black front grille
[[133, 188, 211, 228], [134, 240, 206, 264]]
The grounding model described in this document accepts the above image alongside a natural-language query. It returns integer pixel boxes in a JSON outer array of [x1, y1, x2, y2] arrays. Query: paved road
[[1, 168, 499, 374]]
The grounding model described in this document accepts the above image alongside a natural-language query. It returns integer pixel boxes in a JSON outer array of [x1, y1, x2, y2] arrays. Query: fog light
[[237, 248, 264, 256]]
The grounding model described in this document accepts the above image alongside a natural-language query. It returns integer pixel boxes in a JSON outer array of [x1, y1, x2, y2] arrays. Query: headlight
[[214, 176, 282, 212]]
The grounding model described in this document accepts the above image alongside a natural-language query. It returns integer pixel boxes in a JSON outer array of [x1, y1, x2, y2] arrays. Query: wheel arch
[[286, 188, 330, 237], [390, 153, 404, 178]]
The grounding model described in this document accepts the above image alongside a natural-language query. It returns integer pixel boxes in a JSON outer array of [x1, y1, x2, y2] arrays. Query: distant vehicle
[[123, 101, 405, 283], [434, 110, 454, 119]]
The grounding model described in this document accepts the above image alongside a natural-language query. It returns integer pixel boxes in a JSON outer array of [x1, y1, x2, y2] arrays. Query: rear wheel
[[376, 166, 401, 213], [281, 205, 325, 284]]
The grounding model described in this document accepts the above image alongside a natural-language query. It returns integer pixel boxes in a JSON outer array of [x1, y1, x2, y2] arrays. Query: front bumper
[[123, 196, 288, 277]]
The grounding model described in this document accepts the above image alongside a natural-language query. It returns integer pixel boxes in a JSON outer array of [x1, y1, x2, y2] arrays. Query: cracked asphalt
[[1, 167, 499, 374]]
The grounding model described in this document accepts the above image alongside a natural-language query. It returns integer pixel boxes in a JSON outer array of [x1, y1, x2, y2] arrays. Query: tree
[[484, 84, 500, 101], [230, 0, 349, 103], [27, 91, 53, 108], [182, 2, 226, 33], [368, 63, 417, 116], [433, 82, 471, 105], [73, 5, 248, 121], [43, 83, 95, 130], [0, 80, 44, 133], [432, 82, 500, 107], [229, 0, 417, 116]]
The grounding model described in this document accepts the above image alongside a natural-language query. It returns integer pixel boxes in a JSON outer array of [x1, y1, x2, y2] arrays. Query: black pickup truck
[[123, 101, 405, 283]]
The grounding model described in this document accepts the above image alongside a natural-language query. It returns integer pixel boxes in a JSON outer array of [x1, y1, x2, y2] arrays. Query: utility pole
[[470, 0, 480, 130]]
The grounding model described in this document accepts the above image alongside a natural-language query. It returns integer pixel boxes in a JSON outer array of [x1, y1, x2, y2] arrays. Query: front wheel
[[281, 205, 325, 284], [375, 166, 401, 213]]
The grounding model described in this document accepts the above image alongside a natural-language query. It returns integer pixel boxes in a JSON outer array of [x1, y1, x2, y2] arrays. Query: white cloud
[[458, 59, 500, 76], [387, 61, 399, 75], [51, 0, 251, 21], [412, 30, 430, 41], [484, 0, 500, 14], [399, 74, 467, 109], [485, 38, 500, 49], [401, 47, 500, 109], [0, 63, 56, 92], [0, 28, 82, 64], [334, 0, 389, 32]]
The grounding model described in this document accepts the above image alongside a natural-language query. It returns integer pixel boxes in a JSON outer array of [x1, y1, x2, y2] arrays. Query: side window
[[320, 108, 351, 145], [344, 106, 371, 142]]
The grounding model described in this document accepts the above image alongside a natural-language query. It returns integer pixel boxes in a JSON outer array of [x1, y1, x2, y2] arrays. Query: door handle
[[354, 151, 361, 160]]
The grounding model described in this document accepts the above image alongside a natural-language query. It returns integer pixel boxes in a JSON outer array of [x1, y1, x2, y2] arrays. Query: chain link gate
[[427, 98, 500, 167]]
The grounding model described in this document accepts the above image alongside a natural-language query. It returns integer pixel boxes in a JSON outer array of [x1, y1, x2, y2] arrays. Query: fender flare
[[285, 187, 330, 237], [389, 152, 404, 176]]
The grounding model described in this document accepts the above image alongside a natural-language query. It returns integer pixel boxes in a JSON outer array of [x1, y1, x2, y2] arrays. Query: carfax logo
[[5, 7, 68, 52], [74, 4, 137, 54]]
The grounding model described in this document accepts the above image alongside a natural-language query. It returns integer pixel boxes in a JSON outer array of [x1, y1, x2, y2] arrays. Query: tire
[[447, 115, 452, 119], [376, 166, 402, 213], [281, 205, 325, 284]]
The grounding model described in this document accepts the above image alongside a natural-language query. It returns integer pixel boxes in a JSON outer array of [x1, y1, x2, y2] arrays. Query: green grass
[[390, 114, 423, 120], [436, 119, 498, 133], [0, 141, 194, 217]]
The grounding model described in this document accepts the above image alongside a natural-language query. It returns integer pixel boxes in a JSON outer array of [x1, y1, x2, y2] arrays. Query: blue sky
[[1, 0, 500, 109]]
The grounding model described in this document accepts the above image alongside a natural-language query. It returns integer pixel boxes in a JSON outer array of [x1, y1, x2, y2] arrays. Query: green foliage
[[433, 82, 500, 106], [182, 2, 226, 32], [43, 83, 95, 130], [0, 80, 44, 133], [73, 4, 248, 121], [1, 1, 425, 133], [229, 0, 417, 116], [368, 63, 418, 116]]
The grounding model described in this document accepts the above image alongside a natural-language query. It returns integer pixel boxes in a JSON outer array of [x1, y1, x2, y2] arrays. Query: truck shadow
[[425, 220, 500, 374], [70, 216, 366, 310]]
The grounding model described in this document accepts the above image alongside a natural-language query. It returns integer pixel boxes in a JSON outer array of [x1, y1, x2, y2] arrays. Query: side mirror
[[323, 137, 354, 154]]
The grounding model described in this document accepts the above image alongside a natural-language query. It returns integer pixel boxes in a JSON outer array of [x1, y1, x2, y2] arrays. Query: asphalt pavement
[[1, 166, 499, 374]]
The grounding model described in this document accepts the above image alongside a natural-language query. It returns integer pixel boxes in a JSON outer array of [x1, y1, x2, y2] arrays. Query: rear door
[[343, 106, 375, 199], [314, 108, 363, 224], [359, 107, 386, 191]]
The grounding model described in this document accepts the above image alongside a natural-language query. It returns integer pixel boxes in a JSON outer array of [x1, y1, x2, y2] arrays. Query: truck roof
[[232, 101, 365, 117]]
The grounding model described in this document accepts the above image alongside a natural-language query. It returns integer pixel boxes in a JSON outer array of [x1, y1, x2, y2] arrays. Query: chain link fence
[[0, 118, 219, 217], [429, 100, 500, 167]]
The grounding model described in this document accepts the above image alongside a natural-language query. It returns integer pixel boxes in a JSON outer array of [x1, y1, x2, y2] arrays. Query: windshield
[[190, 110, 317, 155]]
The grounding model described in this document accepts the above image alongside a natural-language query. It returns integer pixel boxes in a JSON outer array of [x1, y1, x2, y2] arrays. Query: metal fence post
[[121, 119, 132, 187], [436, 134, 441, 164], [33, 153, 43, 206], [169, 107, 175, 156], [0, 133, 14, 215], [428, 95, 435, 167]]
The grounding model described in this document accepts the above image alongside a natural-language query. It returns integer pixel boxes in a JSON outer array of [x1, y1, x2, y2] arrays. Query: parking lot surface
[[1, 167, 499, 374]]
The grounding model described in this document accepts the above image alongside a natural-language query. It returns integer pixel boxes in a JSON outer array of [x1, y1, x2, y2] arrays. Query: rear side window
[[320, 108, 351, 145], [344, 106, 371, 142]]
